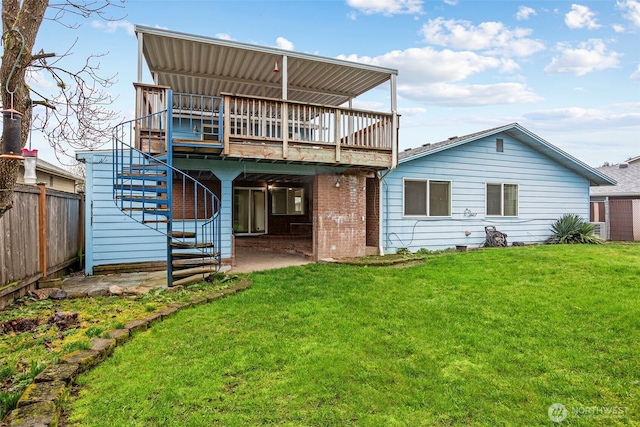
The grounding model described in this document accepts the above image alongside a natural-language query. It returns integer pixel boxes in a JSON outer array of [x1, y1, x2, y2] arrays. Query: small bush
[[545, 214, 602, 244], [85, 326, 104, 338], [0, 391, 21, 419], [62, 340, 92, 354], [396, 248, 410, 255]]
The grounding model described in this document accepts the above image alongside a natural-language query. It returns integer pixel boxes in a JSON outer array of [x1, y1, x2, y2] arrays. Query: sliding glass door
[[233, 188, 267, 235]]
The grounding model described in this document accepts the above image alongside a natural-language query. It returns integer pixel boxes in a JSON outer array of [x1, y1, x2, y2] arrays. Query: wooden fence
[[0, 184, 83, 309]]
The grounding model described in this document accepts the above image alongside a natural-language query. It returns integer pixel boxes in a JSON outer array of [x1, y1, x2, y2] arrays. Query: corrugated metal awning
[[135, 25, 398, 107]]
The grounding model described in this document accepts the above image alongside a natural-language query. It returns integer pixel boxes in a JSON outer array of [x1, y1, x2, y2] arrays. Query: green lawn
[[66, 245, 640, 426]]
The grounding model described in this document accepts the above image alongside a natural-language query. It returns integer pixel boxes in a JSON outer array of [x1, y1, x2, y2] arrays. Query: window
[[496, 138, 504, 152], [271, 187, 304, 215], [486, 183, 518, 216], [404, 179, 451, 217]]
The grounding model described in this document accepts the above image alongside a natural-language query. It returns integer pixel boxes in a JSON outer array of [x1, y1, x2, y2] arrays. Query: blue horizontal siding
[[81, 152, 322, 273], [78, 151, 166, 273], [383, 133, 590, 252]]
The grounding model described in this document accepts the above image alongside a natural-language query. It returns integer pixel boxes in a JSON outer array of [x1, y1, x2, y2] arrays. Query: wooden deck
[[134, 84, 396, 168]]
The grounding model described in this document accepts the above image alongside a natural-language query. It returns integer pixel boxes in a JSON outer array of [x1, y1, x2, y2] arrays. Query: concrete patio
[[59, 249, 312, 296]]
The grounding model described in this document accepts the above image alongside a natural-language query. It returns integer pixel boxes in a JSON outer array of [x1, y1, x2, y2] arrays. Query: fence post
[[38, 183, 47, 278], [78, 192, 85, 268]]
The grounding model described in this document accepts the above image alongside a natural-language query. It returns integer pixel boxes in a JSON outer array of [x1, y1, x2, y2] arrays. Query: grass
[[0, 277, 236, 419], [64, 244, 640, 426]]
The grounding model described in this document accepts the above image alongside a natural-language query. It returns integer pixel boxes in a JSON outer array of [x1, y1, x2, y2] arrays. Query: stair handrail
[[113, 115, 222, 270]]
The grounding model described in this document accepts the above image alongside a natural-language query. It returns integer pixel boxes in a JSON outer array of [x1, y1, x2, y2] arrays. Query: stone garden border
[[3, 277, 253, 427]]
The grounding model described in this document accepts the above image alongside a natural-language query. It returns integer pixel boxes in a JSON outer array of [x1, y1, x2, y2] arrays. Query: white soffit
[[135, 25, 397, 107]]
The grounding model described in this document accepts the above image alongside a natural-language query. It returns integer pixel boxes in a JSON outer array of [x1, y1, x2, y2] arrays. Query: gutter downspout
[[605, 196, 610, 240], [377, 168, 393, 256]]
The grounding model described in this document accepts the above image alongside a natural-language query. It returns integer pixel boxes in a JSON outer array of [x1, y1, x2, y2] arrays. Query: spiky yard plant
[[545, 213, 602, 244]]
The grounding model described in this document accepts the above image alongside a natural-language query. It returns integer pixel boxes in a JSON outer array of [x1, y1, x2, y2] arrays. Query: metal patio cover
[[135, 25, 398, 108]]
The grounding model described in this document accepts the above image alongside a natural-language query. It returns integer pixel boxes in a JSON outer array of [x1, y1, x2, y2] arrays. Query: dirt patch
[[1, 312, 79, 336], [48, 312, 79, 331], [1, 317, 41, 334]]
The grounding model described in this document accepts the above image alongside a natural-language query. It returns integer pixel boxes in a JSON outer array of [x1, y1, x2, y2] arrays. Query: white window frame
[[403, 178, 452, 217], [271, 187, 305, 215], [485, 183, 519, 217]]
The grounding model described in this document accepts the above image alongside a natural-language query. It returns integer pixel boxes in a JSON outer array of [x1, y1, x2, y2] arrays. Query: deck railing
[[173, 92, 223, 143], [222, 94, 393, 151], [133, 84, 394, 157]]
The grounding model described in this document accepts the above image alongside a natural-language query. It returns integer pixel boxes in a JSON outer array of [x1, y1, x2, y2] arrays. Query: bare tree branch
[[0, 0, 125, 217]]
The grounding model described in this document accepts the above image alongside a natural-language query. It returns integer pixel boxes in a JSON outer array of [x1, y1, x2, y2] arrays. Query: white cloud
[[612, 24, 626, 32], [399, 82, 541, 106], [340, 47, 511, 83], [565, 4, 601, 29], [347, 11, 358, 20], [524, 107, 640, 129], [516, 6, 536, 21], [544, 39, 621, 76], [443, 0, 458, 5], [631, 65, 640, 81], [398, 106, 428, 116], [276, 37, 294, 51], [215, 33, 233, 40], [26, 69, 56, 91], [91, 20, 134, 36], [346, 0, 423, 15], [419, 18, 545, 57], [340, 47, 539, 106], [617, 0, 640, 26]]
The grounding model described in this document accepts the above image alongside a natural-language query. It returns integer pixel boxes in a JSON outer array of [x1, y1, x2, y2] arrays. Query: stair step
[[118, 173, 167, 181], [114, 184, 167, 193], [128, 162, 164, 168], [171, 231, 197, 238], [116, 195, 167, 204], [173, 261, 219, 270], [171, 265, 218, 278], [170, 241, 215, 249], [142, 209, 170, 216], [122, 208, 170, 216], [172, 253, 220, 261], [142, 219, 170, 224], [171, 272, 213, 287]]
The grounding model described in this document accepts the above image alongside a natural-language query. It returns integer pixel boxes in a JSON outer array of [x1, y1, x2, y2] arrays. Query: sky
[[21, 0, 640, 168]]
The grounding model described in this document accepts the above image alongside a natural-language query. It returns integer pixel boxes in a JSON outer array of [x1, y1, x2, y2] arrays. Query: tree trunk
[[0, 0, 48, 218]]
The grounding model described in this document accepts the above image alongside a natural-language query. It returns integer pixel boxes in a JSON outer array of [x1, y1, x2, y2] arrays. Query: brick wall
[[313, 173, 366, 260], [172, 179, 221, 220]]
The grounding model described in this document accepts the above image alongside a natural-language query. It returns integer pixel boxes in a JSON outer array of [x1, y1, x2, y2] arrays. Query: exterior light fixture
[[22, 148, 38, 185], [335, 177, 340, 188], [273, 60, 280, 73], [1, 109, 23, 160]]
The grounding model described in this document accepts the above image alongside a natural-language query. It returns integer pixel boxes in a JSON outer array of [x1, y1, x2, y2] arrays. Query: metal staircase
[[112, 112, 221, 286]]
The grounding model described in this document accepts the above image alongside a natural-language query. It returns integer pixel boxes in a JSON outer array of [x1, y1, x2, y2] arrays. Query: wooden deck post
[[223, 95, 231, 156], [282, 103, 288, 159], [334, 109, 341, 163], [37, 183, 47, 278]]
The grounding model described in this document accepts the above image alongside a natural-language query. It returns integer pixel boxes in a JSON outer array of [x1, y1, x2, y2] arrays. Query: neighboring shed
[[590, 160, 640, 241], [381, 123, 615, 252], [17, 158, 84, 194]]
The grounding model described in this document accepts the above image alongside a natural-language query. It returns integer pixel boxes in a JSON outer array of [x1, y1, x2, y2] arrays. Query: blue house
[[380, 123, 615, 253], [78, 28, 614, 284], [78, 26, 399, 285]]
